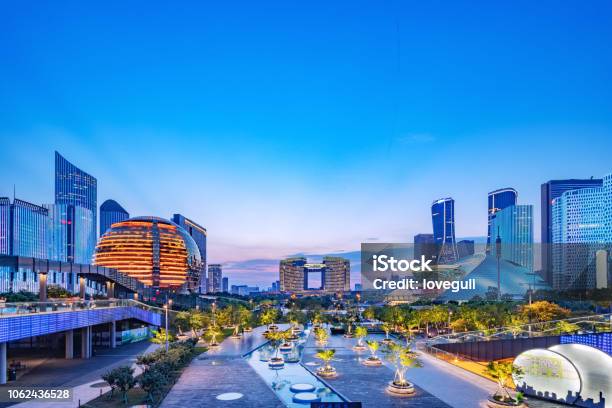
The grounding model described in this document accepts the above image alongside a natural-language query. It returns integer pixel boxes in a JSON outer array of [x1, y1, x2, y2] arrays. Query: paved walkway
[[160, 325, 287, 408], [302, 332, 451, 408], [0, 341, 158, 408]]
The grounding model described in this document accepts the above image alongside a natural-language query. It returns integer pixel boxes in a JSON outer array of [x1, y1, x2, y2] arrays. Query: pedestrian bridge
[[0, 299, 163, 384]]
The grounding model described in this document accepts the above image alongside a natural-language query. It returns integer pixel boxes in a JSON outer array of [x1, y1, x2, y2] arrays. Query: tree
[[484, 361, 523, 403], [264, 330, 286, 357], [206, 324, 222, 346], [150, 328, 175, 344], [139, 368, 166, 403], [174, 311, 190, 335], [188, 310, 208, 337], [363, 307, 376, 321], [316, 348, 336, 373], [519, 301, 570, 323], [366, 340, 380, 360], [102, 370, 118, 399], [46, 285, 72, 299], [314, 327, 329, 343], [354, 326, 367, 346], [109, 366, 135, 404], [552, 320, 580, 335], [380, 322, 392, 340], [384, 342, 421, 386]]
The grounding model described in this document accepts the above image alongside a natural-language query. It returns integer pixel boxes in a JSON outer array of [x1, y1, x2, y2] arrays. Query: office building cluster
[[415, 174, 612, 293], [0, 151, 209, 295]]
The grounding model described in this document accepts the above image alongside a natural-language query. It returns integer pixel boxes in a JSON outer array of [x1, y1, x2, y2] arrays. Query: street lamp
[[164, 299, 173, 352], [495, 229, 502, 302]]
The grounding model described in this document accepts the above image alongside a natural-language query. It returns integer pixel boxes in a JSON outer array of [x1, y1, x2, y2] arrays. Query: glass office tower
[[541, 178, 603, 284], [53, 152, 98, 264], [487, 188, 517, 253], [0, 198, 49, 259], [490, 204, 533, 270], [431, 197, 458, 264], [172, 214, 207, 292], [207, 264, 222, 293], [100, 199, 129, 236], [552, 174, 612, 290]]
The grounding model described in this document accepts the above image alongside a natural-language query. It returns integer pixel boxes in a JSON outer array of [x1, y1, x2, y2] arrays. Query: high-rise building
[[172, 214, 207, 293], [487, 188, 517, 253], [490, 205, 533, 270], [53, 152, 98, 264], [207, 264, 222, 293], [414, 233, 437, 263], [457, 239, 475, 259], [551, 174, 612, 290], [279, 256, 350, 293], [431, 198, 458, 264], [94, 216, 203, 290], [0, 198, 48, 258], [222, 276, 229, 293], [100, 199, 129, 236], [541, 178, 603, 284]]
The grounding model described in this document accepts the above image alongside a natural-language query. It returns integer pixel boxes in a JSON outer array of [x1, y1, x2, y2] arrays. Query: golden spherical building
[[94, 216, 202, 291]]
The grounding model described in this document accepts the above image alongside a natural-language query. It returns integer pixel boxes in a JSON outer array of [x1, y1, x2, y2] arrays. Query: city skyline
[[2, 2, 612, 286]]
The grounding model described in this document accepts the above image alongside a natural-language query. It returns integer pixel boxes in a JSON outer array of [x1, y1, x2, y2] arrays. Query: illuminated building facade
[[100, 199, 129, 236], [490, 204, 533, 270], [487, 188, 517, 253], [552, 174, 612, 290], [172, 214, 207, 292], [93, 216, 202, 291], [207, 264, 222, 293], [0, 198, 48, 259], [279, 256, 350, 293], [431, 197, 458, 264], [53, 152, 97, 264]]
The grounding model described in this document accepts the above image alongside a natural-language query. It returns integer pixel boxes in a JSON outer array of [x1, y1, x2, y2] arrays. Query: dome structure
[[94, 216, 202, 291]]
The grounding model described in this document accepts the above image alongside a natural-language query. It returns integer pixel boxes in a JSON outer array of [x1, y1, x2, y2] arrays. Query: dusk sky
[[1, 1, 612, 286]]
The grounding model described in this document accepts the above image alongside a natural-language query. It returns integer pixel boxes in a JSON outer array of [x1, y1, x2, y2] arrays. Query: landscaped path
[[160, 325, 287, 408]]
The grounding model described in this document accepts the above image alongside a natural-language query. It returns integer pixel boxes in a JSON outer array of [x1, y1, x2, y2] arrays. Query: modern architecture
[[490, 204, 534, 270], [222, 276, 229, 293], [541, 178, 603, 284], [414, 233, 437, 264], [551, 174, 612, 290], [100, 199, 129, 236], [279, 256, 350, 293], [93, 216, 202, 291], [487, 188, 517, 253], [0, 198, 48, 259], [52, 152, 98, 264], [172, 214, 207, 293], [457, 239, 475, 259], [207, 264, 222, 293], [431, 198, 458, 264]]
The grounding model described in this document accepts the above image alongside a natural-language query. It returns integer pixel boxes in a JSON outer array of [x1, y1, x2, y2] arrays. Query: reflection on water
[[245, 330, 344, 407]]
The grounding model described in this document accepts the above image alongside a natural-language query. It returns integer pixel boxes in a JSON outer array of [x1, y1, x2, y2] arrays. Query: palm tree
[[314, 326, 329, 344], [385, 342, 421, 387], [366, 340, 380, 361], [380, 322, 392, 342], [354, 326, 367, 347], [484, 361, 523, 403], [316, 348, 336, 376]]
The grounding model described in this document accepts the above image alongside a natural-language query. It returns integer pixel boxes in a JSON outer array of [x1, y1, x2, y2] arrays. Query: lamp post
[[164, 298, 173, 352], [495, 229, 502, 302]]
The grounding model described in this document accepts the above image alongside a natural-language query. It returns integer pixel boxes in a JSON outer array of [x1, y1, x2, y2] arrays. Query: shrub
[[139, 367, 167, 403]]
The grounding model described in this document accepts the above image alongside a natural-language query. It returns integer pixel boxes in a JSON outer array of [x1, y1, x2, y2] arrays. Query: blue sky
[[1, 1, 612, 286]]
